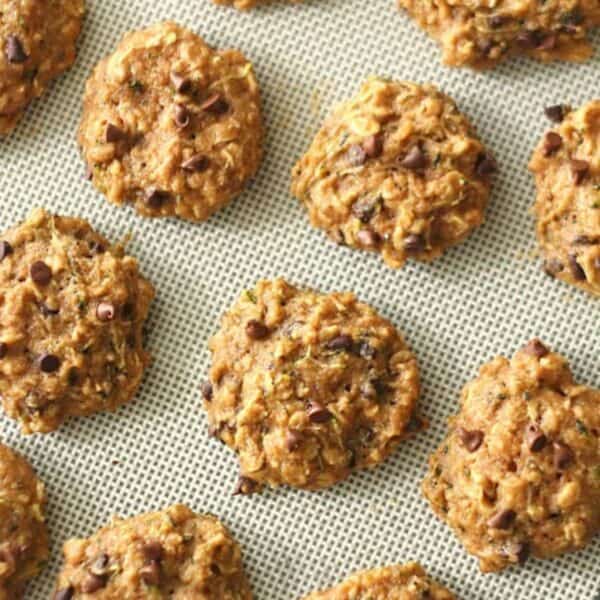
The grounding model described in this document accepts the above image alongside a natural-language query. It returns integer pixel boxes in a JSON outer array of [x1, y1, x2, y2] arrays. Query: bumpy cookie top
[[397, 0, 600, 68], [529, 101, 600, 296], [0, 442, 48, 600], [212, 0, 301, 8], [423, 340, 600, 572], [79, 21, 263, 222], [301, 563, 455, 600], [53, 504, 252, 599], [204, 278, 420, 491], [0, 208, 155, 433], [291, 78, 494, 269], [0, 0, 84, 135]]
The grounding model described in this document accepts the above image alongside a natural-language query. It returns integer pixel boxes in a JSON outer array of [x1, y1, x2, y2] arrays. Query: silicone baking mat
[[1, 1, 599, 598]]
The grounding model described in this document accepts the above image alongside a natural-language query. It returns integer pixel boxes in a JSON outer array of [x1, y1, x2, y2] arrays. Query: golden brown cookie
[[0, 442, 48, 600], [529, 101, 600, 296], [203, 278, 420, 492], [212, 0, 301, 8], [0, 208, 155, 434], [291, 78, 494, 269], [423, 340, 600, 572], [78, 21, 263, 222], [0, 0, 84, 135], [397, 0, 600, 69], [52, 504, 252, 599], [301, 563, 455, 600]]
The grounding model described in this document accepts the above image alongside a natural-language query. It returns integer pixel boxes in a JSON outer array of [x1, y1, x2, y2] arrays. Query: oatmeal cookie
[[53, 504, 252, 599], [0, 208, 155, 434], [423, 340, 600, 572], [78, 21, 263, 222], [212, 0, 301, 8], [529, 101, 600, 296], [0, 0, 84, 135], [301, 563, 455, 600], [203, 278, 420, 492], [291, 78, 494, 269], [397, 0, 600, 69], [0, 442, 48, 600]]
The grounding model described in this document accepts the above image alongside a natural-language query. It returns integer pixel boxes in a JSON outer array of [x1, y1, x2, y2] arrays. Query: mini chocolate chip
[[400, 145, 427, 170], [571, 159, 589, 185], [182, 154, 209, 173], [553, 441, 573, 470], [96, 302, 115, 321], [516, 30, 540, 49], [145, 189, 170, 209], [503, 541, 529, 565], [325, 334, 353, 351], [121, 302, 134, 320], [285, 429, 302, 451], [39, 353, 60, 373], [362, 134, 383, 158], [142, 542, 163, 563], [105, 123, 125, 143], [174, 104, 190, 128], [488, 15, 507, 28], [246, 319, 269, 340], [201, 381, 213, 401], [543, 132, 562, 156], [89, 553, 110, 576], [404, 233, 425, 254], [307, 402, 332, 423], [54, 588, 74, 600], [67, 367, 79, 386], [456, 427, 484, 452], [544, 104, 569, 123], [233, 475, 258, 496], [0, 342, 7, 359], [543, 258, 564, 276], [199, 93, 229, 114], [568, 254, 586, 281], [538, 33, 557, 51], [358, 342, 376, 360], [0, 241, 13, 260], [170, 72, 192, 93], [30, 260, 52, 285], [356, 228, 381, 248], [352, 197, 378, 223], [487, 508, 516, 530], [522, 339, 549, 358], [476, 153, 497, 177], [347, 144, 367, 167], [6, 35, 27, 63], [39, 302, 59, 316], [81, 573, 107, 593], [525, 423, 547, 452], [139, 560, 161, 586]]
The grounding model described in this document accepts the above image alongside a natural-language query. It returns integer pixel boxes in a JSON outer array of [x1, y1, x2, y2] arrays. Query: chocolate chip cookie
[[212, 0, 301, 8], [0, 442, 48, 600], [423, 340, 600, 572], [0, 0, 84, 135], [0, 208, 155, 434], [301, 563, 455, 600], [79, 21, 263, 222], [52, 504, 252, 599], [291, 77, 494, 269], [397, 0, 600, 69], [530, 101, 600, 296], [204, 278, 420, 492]]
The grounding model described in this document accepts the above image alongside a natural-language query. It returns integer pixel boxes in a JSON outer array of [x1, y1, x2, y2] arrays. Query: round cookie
[[301, 563, 455, 600], [212, 0, 301, 8], [422, 340, 600, 572], [0, 0, 84, 135], [0, 442, 48, 600], [529, 101, 600, 296], [204, 278, 420, 492], [291, 77, 494, 269], [53, 504, 252, 599], [78, 21, 263, 222], [0, 208, 155, 434], [397, 0, 600, 69]]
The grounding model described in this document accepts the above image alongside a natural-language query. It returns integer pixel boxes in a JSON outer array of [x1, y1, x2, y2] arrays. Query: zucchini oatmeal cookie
[[78, 21, 262, 222], [212, 0, 301, 9], [0, 0, 84, 135], [203, 278, 420, 492], [397, 0, 600, 69], [0, 208, 154, 434], [529, 101, 600, 296], [0, 442, 48, 600], [52, 504, 252, 599], [291, 78, 495, 269], [301, 563, 455, 600], [423, 340, 600, 572]]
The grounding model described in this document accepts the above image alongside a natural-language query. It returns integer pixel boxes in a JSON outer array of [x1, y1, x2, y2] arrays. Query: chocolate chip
[[488, 15, 507, 28], [174, 104, 190, 128], [503, 541, 529, 565], [6, 35, 27, 63], [568, 254, 586, 281], [477, 39, 495, 55], [543, 258, 564, 276], [233, 475, 258, 495], [325, 334, 353, 352], [476, 153, 497, 177], [285, 429, 302, 451], [400, 145, 427, 170], [199, 93, 229, 114], [487, 508, 516, 530], [571, 159, 589, 185], [121, 302, 134, 320], [201, 381, 213, 401], [170, 72, 192, 93], [543, 132, 562, 156], [96, 302, 115, 321], [352, 197, 378, 223], [39, 353, 60, 373], [307, 402, 332, 423], [0, 241, 13, 260], [139, 560, 161, 586], [553, 441, 573, 470], [456, 427, 484, 452], [182, 154, 209, 173], [142, 542, 163, 563], [39, 302, 59, 316], [81, 574, 107, 593], [89, 553, 110, 576], [362, 134, 383, 159], [538, 33, 557, 51], [246, 319, 269, 340], [525, 423, 547, 452], [145, 189, 170, 209], [356, 228, 381, 248], [54, 588, 74, 600], [516, 30, 540, 49], [30, 261, 52, 285], [573, 234, 597, 245], [0, 342, 7, 359], [522, 339, 549, 358], [404, 233, 425, 254], [544, 104, 569, 123], [67, 367, 79, 386], [105, 123, 125, 143], [347, 144, 367, 167]]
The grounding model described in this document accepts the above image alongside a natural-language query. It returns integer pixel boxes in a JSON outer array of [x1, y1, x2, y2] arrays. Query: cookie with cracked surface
[[212, 0, 301, 8], [397, 0, 600, 69], [291, 78, 494, 269], [204, 278, 420, 492], [529, 101, 600, 296], [0, 208, 154, 434], [0, 442, 48, 600], [78, 21, 263, 222], [52, 504, 252, 599], [0, 0, 84, 135], [301, 563, 455, 600], [422, 340, 600, 572]]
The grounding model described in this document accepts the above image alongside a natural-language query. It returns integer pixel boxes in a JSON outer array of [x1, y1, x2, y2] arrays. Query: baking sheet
[[1, 0, 599, 598]]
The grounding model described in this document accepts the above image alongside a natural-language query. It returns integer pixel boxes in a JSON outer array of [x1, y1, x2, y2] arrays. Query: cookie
[[423, 340, 600, 572], [0, 0, 84, 135], [301, 563, 455, 600], [53, 504, 252, 599], [529, 101, 600, 296], [212, 0, 301, 8], [0, 442, 48, 600], [291, 77, 494, 269], [204, 278, 420, 492], [0, 208, 155, 434], [397, 0, 600, 69], [78, 21, 263, 222]]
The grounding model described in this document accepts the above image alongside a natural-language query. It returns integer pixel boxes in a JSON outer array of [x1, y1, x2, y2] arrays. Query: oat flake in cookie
[[78, 21, 263, 222], [0, 208, 154, 433], [530, 101, 600, 296], [423, 340, 600, 572], [291, 77, 494, 269], [53, 504, 252, 599], [204, 278, 420, 492], [0, 442, 48, 600], [0, 0, 84, 135]]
